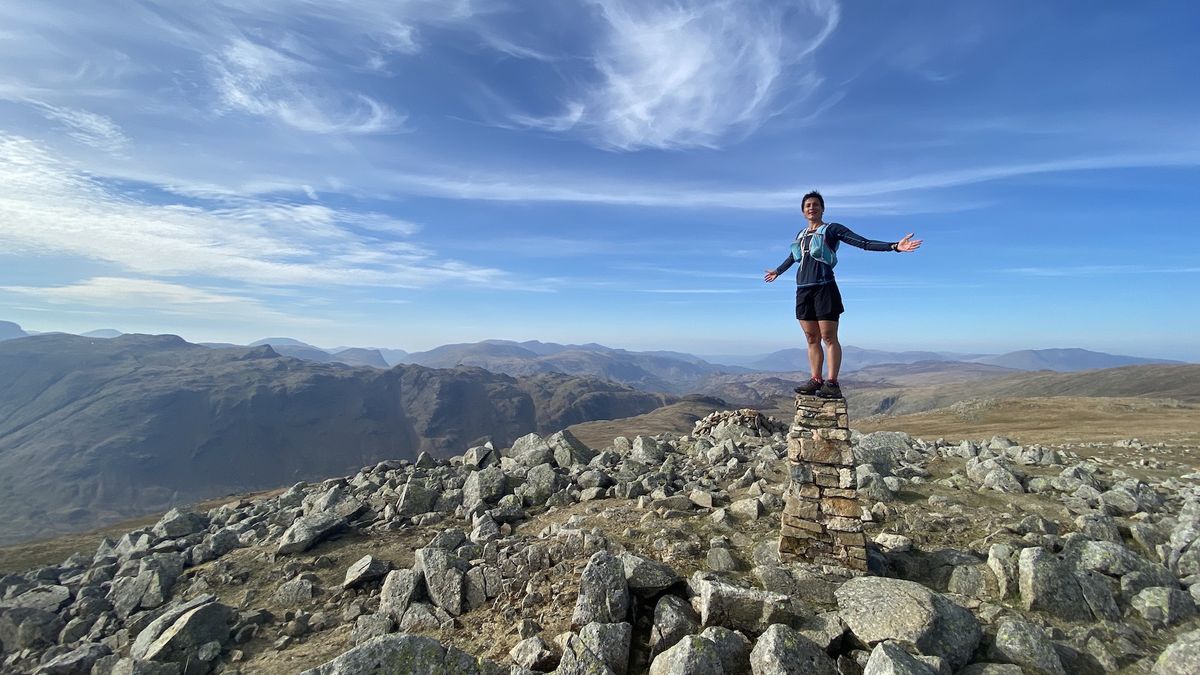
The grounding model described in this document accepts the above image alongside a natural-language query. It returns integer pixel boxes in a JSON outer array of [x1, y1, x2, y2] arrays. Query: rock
[[274, 578, 315, 606], [959, 662, 1024, 674], [557, 632, 616, 675], [691, 575, 800, 635], [1075, 514, 1122, 544], [622, 553, 680, 596], [863, 641, 937, 675], [855, 432, 908, 475], [510, 635, 558, 671], [152, 508, 210, 539], [396, 479, 437, 517], [517, 464, 565, 506], [730, 498, 763, 521], [0, 606, 64, 652], [580, 622, 632, 675], [33, 642, 112, 675], [549, 430, 596, 468], [835, 577, 980, 672], [7, 584, 71, 613], [463, 445, 498, 469], [749, 623, 837, 675], [989, 617, 1065, 675], [299, 633, 503, 674], [708, 548, 740, 572], [379, 570, 421, 621], [573, 551, 629, 626], [414, 548, 468, 617], [511, 433, 555, 465], [700, 626, 751, 675], [650, 635, 724, 675], [351, 613, 395, 646], [343, 555, 392, 589], [131, 595, 235, 669], [1154, 628, 1200, 675], [463, 466, 509, 509], [1132, 587, 1197, 627], [982, 468, 1024, 494], [875, 534, 912, 553], [650, 594, 701, 656], [1018, 547, 1091, 621], [276, 511, 346, 555], [630, 436, 666, 464]]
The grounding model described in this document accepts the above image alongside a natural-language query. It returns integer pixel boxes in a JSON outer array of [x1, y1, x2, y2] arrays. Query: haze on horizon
[[1, 2, 1197, 360]]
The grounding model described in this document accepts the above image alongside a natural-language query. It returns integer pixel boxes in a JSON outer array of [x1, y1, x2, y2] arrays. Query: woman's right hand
[[763, 269, 778, 282]]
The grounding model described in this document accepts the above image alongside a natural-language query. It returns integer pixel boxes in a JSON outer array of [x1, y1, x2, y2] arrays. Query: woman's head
[[802, 191, 824, 220]]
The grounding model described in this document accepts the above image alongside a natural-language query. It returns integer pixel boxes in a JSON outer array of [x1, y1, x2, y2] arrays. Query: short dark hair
[[802, 190, 824, 210]]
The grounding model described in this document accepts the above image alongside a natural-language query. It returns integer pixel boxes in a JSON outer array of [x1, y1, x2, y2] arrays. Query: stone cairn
[[779, 395, 868, 572]]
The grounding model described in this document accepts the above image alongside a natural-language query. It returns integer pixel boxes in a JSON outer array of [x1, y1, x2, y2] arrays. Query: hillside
[[0, 334, 671, 545]]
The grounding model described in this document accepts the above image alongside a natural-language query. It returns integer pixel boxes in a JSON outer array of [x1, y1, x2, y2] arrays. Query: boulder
[[549, 430, 596, 468], [749, 624, 837, 675], [573, 551, 629, 626], [396, 479, 437, 517], [691, 575, 800, 634], [463, 466, 509, 509], [622, 553, 680, 597], [351, 614, 395, 646], [863, 641, 937, 675], [414, 548, 469, 617], [630, 436, 666, 464], [379, 570, 421, 621], [835, 577, 981, 671], [152, 508, 210, 539], [276, 511, 346, 555], [509, 635, 558, 671], [557, 632, 616, 675], [700, 626, 752, 675], [131, 595, 235, 671], [650, 594, 700, 656], [343, 555, 392, 589], [1018, 547, 1091, 621], [299, 633, 503, 674], [1154, 628, 1200, 675], [989, 618, 1065, 675], [33, 642, 112, 675], [1132, 587, 1197, 627], [580, 621, 632, 675], [0, 607, 64, 652], [651, 635, 724, 675]]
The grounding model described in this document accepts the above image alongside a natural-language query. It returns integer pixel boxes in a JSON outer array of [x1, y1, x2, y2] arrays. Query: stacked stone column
[[779, 395, 867, 572]]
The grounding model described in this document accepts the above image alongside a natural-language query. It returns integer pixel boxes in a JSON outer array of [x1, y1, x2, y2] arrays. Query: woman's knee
[[820, 333, 839, 347], [803, 331, 821, 345]]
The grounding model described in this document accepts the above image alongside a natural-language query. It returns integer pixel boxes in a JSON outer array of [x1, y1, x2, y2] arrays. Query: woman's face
[[803, 197, 824, 221]]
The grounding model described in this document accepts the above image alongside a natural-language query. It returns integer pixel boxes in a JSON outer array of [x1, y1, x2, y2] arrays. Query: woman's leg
[[799, 320, 823, 379], [819, 320, 841, 381]]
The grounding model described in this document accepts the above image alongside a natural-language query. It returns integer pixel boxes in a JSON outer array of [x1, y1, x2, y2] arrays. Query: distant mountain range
[[0, 320, 1189, 383], [0, 333, 674, 544]]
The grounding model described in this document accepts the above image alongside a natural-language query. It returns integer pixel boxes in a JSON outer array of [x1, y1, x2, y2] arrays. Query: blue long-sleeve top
[[774, 222, 896, 287]]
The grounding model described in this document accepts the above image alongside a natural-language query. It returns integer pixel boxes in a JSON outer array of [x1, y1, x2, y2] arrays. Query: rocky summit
[[1, 405, 1200, 674]]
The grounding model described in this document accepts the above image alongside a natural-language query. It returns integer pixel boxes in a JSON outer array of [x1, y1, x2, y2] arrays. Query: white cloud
[[0, 133, 510, 289], [512, 0, 840, 150], [208, 38, 402, 134], [24, 100, 130, 153], [0, 277, 317, 322]]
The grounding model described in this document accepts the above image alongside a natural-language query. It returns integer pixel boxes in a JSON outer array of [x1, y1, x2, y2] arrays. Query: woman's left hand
[[897, 233, 923, 252]]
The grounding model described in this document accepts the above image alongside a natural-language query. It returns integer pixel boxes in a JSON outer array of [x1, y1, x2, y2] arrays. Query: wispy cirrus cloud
[[511, 0, 840, 150], [0, 277, 326, 325], [207, 38, 403, 134], [0, 133, 509, 289], [23, 100, 130, 153]]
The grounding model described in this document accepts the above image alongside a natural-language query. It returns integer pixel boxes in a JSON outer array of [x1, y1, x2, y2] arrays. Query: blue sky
[[1, 1, 1197, 359]]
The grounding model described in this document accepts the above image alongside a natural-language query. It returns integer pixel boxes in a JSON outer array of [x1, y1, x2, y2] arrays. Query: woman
[[763, 191, 922, 398]]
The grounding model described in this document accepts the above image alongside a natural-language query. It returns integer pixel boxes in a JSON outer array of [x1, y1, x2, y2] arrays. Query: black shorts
[[795, 283, 844, 321]]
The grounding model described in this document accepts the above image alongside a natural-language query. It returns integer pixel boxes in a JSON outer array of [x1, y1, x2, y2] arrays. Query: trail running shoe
[[794, 378, 823, 395], [817, 380, 843, 399]]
